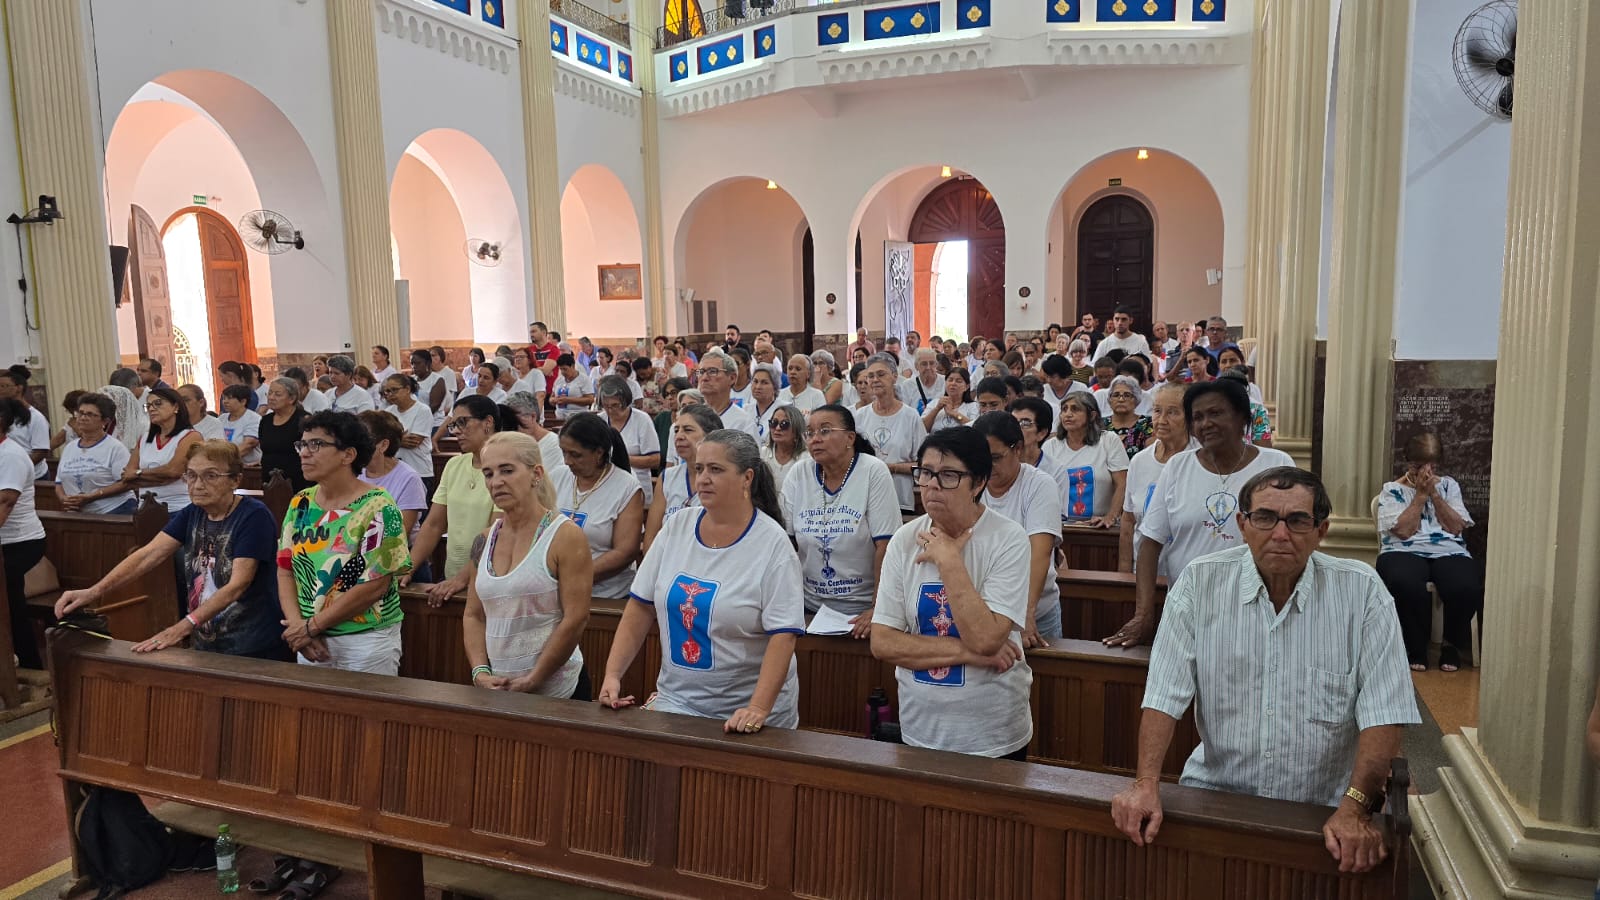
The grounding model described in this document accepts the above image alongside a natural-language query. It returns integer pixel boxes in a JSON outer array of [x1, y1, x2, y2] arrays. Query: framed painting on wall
[[599, 263, 643, 300]]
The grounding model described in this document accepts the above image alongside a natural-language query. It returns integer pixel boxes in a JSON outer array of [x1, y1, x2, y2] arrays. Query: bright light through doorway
[[932, 240, 967, 342], [161, 214, 213, 389]]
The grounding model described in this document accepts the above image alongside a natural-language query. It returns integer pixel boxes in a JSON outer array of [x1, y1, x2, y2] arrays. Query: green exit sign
[[1108, 178, 1123, 187], [192, 194, 207, 205]]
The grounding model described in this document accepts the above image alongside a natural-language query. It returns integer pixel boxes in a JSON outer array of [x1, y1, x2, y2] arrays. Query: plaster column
[[326, 0, 399, 356], [1315, 0, 1408, 563], [1412, 2, 1600, 895], [1262, 0, 1331, 469], [631, 3, 668, 339], [519, 2, 568, 333], [1241, 0, 1283, 394], [5, 0, 116, 419]]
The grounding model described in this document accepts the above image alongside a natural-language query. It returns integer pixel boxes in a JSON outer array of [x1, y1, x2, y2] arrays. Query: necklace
[[1205, 444, 1250, 490], [1201, 445, 1251, 538], [818, 453, 858, 508], [570, 465, 613, 513]]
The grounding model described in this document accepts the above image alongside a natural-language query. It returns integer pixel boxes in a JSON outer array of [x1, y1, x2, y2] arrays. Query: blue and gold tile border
[[818, 12, 850, 46], [550, 21, 569, 54], [696, 34, 745, 74], [432, 0, 470, 13], [617, 52, 633, 81], [551, 15, 637, 84], [670, 51, 690, 82], [1096, 0, 1176, 22], [957, 0, 991, 29], [1192, 0, 1224, 21], [1046, 0, 1082, 22], [864, 3, 940, 41], [480, 0, 504, 28], [755, 25, 778, 59], [575, 32, 612, 72]]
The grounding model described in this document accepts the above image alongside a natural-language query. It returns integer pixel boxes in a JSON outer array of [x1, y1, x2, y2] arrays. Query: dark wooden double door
[[1077, 195, 1154, 329], [909, 178, 1005, 340]]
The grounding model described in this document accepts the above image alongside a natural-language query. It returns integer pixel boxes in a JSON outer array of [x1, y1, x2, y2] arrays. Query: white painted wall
[[0, 28, 37, 369], [90, 0, 348, 354], [659, 62, 1252, 338], [561, 164, 645, 341], [390, 154, 473, 342], [1048, 148, 1225, 329], [375, 5, 530, 345], [1393, 0, 1510, 360], [678, 179, 808, 331]]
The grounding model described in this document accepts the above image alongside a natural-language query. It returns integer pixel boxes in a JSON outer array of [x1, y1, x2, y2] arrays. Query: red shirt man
[[526, 321, 560, 377]]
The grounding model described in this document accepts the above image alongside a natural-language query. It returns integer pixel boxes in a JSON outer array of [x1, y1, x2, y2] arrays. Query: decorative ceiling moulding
[[818, 37, 991, 85], [554, 61, 642, 116], [1044, 33, 1242, 65], [375, 0, 516, 73], [661, 67, 780, 117]]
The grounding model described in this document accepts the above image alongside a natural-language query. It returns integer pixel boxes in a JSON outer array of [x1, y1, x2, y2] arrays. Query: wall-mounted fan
[[238, 209, 305, 254], [464, 239, 502, 267], [1452, 0, 1515, 120]]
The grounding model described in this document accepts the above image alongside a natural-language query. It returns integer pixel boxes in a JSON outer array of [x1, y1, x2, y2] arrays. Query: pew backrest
[[33, 495, 173, 647]]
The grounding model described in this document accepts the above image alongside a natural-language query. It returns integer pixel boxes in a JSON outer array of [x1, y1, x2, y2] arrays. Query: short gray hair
[[505, 391, 542, 415], [270, 377, 301, 402], [865, 352, 899, 373], [703, 351, 737, 375], [1109, 375, 1143, 398], [107, 367, 140, 390], [809, 349, 836, 371], [788, 353, 813, 374], [328, 355, 356, 375], [596, 374, 633, 407]]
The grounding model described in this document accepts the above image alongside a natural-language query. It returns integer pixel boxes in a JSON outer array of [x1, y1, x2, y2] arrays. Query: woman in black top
[[257, 377, 309, 490]]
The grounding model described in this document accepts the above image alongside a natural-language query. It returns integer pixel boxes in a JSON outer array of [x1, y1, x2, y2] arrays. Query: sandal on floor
[[276, 864, 341, 900], [249, 856, 300, 894], [1409, 662, 1427, 672], [1440, 647, 1461, 672]]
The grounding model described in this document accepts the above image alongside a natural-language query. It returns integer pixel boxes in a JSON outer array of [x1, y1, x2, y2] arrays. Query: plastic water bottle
[[215, 824, 239, 893]]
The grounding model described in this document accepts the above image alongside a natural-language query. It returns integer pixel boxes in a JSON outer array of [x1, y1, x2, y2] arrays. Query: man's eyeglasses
[[1241, 509, 1320, 533], [912, 466, 971, 489], [181, 470, 235, 485], [74, 410, 103, 420], [293, 439, 340, 454]]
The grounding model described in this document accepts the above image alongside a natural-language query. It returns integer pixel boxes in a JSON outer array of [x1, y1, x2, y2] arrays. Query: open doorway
[[159, 207, 255, 403], [907, 178, 1005, 340], [929, 240, 968, 342]]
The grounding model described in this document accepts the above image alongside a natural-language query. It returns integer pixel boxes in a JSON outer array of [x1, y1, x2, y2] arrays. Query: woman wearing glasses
[[643, 404, 722, 554], [278, 411, 412, 674], [56, 440, 290, 661], [119, 386, 201, 513], [406, 395, 509, 604], [258, 377, 310, 491], [54, 393, 132, 514], [378, 373, 435, 482], [854, 354, 928, 512], [1105, 380, 1295, 648], [1104, 375, 1154, 457], [870, 427, 1033, 758], [780, 405, 899, 635], [760, 403, 807, 486], [597, 375, 661, 504]]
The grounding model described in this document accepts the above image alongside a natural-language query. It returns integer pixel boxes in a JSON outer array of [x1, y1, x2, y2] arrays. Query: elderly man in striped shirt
[[1111, 466, 1420, 874]]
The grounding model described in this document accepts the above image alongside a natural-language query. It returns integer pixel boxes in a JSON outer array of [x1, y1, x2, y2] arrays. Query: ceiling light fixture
[[1137, 148, 1150, 160], [941, 165, 953, 178], [766, 180, 778, 190]]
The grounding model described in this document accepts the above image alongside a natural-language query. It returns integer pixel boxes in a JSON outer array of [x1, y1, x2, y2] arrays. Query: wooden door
[[908, 178, 1006, 340], [195, 210, 256, 372], [127, 205, 174, 374], [1076, 195, 1154, 331]]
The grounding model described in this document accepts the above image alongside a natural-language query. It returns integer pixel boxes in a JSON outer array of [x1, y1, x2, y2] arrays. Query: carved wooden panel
[[219, 698, 281, 790], [296, 709, 360, 806], [566, 751, 656, 862], [1064, 830, 1196, 899], [78, 677, 139, 763], [908, 185, 966, 241], [921, 807, 1033, 900], [791, 786, 896, 900], [379, 722, 454, 824], [1223, 858, 1355, 899], [1030, 666, 1091, 767], [884, 241, 915, 346], [677, 768, 769, 886], [128, 205, 174, 375], [794, 644, 893, 735], [146, 687, 204, 777], [970, 238, 1007, 342], [470, 736, 551, 844], [397, 598, 469, 683], [1076, 194, 1154, 328], [196, 210, 256, 376]]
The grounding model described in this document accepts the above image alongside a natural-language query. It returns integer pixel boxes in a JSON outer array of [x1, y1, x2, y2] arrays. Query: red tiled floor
[[0, 729, 70, 888]]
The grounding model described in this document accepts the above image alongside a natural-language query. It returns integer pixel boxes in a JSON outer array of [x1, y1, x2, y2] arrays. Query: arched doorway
[[561, 164, 645, 343], [909, 178, 1005, 340], [158, 206, 255, 402], [673, 177, 810, 337], [1076, 195, 1154, 328]]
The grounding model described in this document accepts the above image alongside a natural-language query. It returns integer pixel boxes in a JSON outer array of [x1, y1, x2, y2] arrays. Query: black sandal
[[276, 863, 340, 900], [1440, 646, 1461, 672], [249, 856, 299, 894]]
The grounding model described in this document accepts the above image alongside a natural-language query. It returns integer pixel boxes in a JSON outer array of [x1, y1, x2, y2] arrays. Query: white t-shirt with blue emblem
[[629, 508, 804, 727], [1375, 477, 1473, 558], [872, 508, 1033, 757], [549, 464, 642, 598], [853, 403, 927, 511], [780, 453, 901, 615]]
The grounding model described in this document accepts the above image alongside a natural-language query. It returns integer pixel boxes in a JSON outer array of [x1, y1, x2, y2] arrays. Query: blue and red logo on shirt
[[667, 574, 718, 670], [914, 582, 963, 686]]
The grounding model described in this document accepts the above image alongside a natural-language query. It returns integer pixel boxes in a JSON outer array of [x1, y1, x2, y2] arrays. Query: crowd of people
[[0, 308, 1488, 883]]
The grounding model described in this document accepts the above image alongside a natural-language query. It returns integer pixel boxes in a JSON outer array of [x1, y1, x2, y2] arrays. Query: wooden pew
[[48, 630, 1410, 900], [397, 590, 1199, 778], [1057, 568, 1166, 642], [240, 465, 263, 491], [1061, 523, 1121, 571], [27, 497, 173, 652]]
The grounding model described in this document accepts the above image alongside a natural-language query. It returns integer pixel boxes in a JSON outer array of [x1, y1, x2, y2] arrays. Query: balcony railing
[[655, 0, 800, 49], [550, 0, 633, 45]]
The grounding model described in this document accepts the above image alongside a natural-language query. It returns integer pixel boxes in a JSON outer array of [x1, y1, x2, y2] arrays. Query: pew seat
[[1061, 523, 1121, 571], [48, 631, 1410, 900]]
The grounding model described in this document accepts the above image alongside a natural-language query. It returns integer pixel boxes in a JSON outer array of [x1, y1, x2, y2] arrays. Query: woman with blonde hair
[[464, 432, 594, 698]]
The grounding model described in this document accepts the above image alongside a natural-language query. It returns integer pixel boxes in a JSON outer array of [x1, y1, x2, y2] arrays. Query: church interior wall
[[561, 163, 646, 348], [658, 62, 1251, 338], [1394, 0, 1510, 362], [390, 153, 474, 344], [375, 19, 531, 347], [677, 177, 809, 335], [0, 29, 36, 370], [89, 0, 349, 356]]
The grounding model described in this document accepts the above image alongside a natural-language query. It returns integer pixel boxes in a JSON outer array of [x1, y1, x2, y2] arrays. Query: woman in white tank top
[[465, 432, 594, 699], [124, 387, 201, 513]]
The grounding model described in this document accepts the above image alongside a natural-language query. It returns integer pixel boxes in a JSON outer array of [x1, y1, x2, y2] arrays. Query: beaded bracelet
[[470, 665, 493, 681]]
